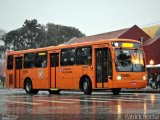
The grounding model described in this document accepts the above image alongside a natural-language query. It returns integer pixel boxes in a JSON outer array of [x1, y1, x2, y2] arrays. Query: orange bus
[[6, 39, 147, 95]]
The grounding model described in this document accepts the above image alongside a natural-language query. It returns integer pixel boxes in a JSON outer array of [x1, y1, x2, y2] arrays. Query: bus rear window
[[24, 53, 35, 68], [7, 55, 13, 70]]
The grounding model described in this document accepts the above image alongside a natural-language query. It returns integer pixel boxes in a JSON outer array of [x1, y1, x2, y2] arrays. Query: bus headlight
[[142, 75, 147, 81], [117, 75, 122, 80]]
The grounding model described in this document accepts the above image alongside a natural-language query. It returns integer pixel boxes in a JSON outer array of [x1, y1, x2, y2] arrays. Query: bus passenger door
[[50, 53, 59, 88], [95, 48, 110, 88], [15, 57, 23, 88]]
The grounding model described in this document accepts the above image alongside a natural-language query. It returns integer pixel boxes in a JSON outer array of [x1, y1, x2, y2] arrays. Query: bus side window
[[35, 52, 47, 68], [7, 55, 14, 70], [76, 46, 92, 65], [24, 53, 35, 68], [61, 48, 75, 66]]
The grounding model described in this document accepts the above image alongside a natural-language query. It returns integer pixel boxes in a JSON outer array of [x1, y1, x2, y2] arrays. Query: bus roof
[[7, 38, 140, 55]]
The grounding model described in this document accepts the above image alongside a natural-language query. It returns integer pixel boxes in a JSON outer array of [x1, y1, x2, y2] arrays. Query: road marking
[[7, 96, 27, 98], [35, 99, 77, 104], [5, 100, 41, 105], [92, 96, 160, 101], [88, 98, 142, 102], [62, 98, 109, 103]]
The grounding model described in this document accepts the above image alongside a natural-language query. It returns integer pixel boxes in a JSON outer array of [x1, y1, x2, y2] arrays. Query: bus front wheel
[[83, 78, 92, 95], [112, 88, 121, 95]]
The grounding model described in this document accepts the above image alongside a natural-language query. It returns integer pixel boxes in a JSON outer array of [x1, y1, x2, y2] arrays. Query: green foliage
[[2, 19, 85, 51], [2, 19, 46, 50], [46, 23, 85, 46], [0, 29, 6, 63]]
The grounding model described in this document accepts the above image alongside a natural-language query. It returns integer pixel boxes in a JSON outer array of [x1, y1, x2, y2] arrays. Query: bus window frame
[[35, 51, 48, 68], [15, 57, 23, 70], [60, 48, 76, 66], [7, 55, 14, 70], [50, 53, 59, 67], [24, 53, 35, 69], [76, 46, 92, 65]]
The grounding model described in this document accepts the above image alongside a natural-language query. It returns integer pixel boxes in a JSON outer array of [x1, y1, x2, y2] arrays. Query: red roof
[[143, 36, 160, 46], [69, 28, 129, 44], [68, 25, 150, 44]]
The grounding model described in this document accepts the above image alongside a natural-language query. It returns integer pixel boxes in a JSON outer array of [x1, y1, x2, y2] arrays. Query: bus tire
[[24, 79, 33, 94], [112, 88, 121, 95], [83, 78, 92, 95], [49, 90, 61, 94]]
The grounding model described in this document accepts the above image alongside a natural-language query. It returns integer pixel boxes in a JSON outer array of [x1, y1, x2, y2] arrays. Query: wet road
[[0, 89, 160, 120]]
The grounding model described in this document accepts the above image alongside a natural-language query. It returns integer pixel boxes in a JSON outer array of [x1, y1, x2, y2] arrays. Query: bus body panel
[[112, 80, 147, 88], [23, 68, 49, 89], [58, 65, 94, 89], [6, 70, 14, 88]]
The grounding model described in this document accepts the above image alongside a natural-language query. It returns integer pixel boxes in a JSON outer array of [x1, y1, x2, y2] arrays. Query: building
[[69, 25, 151, 44], [142, 25, 160, 72], [143, 36, 160, 72], [143, 36, 160, 65], [143, 25, 160, 37]]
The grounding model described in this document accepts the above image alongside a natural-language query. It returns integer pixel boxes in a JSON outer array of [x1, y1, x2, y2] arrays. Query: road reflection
[[0, 92, 160, 120]]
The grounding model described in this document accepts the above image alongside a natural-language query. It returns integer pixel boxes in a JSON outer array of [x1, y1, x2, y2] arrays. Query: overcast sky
[[0, 0, 160, 35]]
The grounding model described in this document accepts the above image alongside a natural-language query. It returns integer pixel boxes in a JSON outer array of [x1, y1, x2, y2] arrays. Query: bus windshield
[[115, 48, 145, 72]]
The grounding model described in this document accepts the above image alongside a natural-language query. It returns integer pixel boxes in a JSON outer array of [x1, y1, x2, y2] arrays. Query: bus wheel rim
[[26, 82, 31, 92], [83, 81, 88, 91]]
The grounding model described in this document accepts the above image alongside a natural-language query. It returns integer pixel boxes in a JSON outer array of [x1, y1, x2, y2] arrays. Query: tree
[[22, 19, 46, 48], [3, 19, 85, 51], [0, 29, 6, 64], [46, 23, 85, 46], [2, 19, 46, 51]]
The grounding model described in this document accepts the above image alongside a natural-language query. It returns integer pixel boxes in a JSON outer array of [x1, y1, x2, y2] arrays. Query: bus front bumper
[[111, 80, 147, 89]]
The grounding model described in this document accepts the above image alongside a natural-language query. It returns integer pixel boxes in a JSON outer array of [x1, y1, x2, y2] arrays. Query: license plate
[[131, 82, 137, 85]]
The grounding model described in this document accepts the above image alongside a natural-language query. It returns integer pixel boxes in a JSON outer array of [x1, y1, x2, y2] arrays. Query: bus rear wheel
[[83, 78, 92, 95], [24, 79, 38, 94], [24, 79, 32, 93], [112, 88, 121, 95]]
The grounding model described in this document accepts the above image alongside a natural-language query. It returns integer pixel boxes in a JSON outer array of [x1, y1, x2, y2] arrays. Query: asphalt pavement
[[0, 89, 160, 120]]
